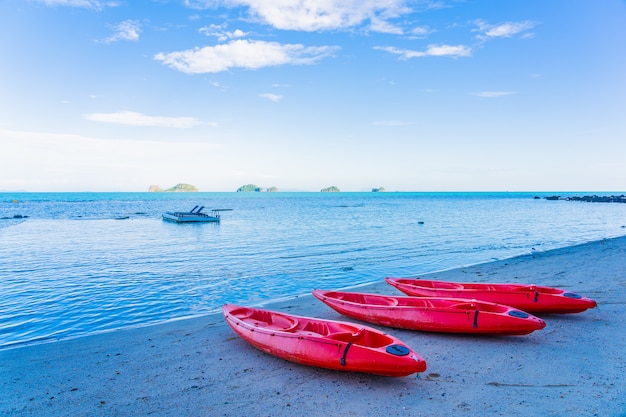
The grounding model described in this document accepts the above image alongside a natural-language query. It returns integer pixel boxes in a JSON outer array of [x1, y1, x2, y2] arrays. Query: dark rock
[[544, 194, 626, 203]]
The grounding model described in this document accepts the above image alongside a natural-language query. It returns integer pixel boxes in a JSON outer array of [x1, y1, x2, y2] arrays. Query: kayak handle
[[340, 342, 353, 366]]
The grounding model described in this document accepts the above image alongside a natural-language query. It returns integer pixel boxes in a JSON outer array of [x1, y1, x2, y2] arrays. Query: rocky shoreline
[[541, 194, 626, 203]]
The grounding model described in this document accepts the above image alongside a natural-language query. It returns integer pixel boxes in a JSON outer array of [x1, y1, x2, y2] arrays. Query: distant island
[[320, 186, 340, 192], [149, 183, 198, 192], [237, 184, 262, 192], [236, 184, 279, 192]]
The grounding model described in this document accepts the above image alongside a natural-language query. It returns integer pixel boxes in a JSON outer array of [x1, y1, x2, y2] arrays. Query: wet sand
[[2, 236, 625, 416]]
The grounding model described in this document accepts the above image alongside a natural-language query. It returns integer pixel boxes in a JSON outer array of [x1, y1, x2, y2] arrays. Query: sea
[[1, 191, 625, 350]]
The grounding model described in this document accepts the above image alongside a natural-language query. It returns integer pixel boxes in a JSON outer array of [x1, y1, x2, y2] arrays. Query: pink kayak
[[223, 304, 427, 377], [313, 290, 546, 335], [385, 277, 597, 314]]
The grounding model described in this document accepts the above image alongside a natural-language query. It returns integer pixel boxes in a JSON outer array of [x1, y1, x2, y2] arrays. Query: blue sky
[[1, 0, 625, 192]]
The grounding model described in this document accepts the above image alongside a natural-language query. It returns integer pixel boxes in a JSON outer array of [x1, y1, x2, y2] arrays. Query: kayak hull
[[385, 278, 597, 314], [223, 304, 426, 377], [313, 290, 546, 335]]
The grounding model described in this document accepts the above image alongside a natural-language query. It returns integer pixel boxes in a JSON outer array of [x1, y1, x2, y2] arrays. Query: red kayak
[[312, 290, 546, 335], [385, 278, 598, 314], [223, 304, 426, 377]]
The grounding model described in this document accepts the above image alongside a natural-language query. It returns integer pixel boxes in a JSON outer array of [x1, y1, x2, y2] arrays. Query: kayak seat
[[327, 327, 364, 342], [302, 321, 329, 336], [248, 310, 298, 331], [231, 308, 254, 320], [350, 328, 392, 348], [328, 332, 357, 342], [268, 315, 298, 332]]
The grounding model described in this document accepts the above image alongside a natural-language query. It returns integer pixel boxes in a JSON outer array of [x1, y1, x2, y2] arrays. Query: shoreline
[[2, 236, 625, 416], [0, 237, 608, 353]]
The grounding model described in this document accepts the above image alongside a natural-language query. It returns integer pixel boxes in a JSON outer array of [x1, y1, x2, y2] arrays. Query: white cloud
[[375, 44, 471, 59], [471, 91, 518, 98], [102, 20, 141, 43], [249, 0, 410, 31], [155, 39, 339, 74], [260, 93, 283, 102], [425, 44, 471, 57], [83, 111, 207, 128], [185, 0, 412, 32], [474, 20, 536, 40]]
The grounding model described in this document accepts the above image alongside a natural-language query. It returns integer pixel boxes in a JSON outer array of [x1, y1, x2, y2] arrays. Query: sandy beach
[[1, 236, 625, 417]]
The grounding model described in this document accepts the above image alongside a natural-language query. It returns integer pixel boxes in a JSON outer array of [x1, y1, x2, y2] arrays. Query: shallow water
[[1, 192, 625, 349]]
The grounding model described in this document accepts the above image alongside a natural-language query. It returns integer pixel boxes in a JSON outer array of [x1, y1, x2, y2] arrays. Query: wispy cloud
[[408, 26, 433, 38], [199, 24, 248, 42], [209, 81, 227, 90], [83, 111, 208, 128], [155, 39, 339, 74], [369, 17, 404, 35], [101, 20, 141, 43], [260, 93, 283, 102], [35, 0, 114, 10], [471, 91, 518, 98], [0, 129, 224, 191], [375, 44, 471, 59], [473, 20, 536, 40]]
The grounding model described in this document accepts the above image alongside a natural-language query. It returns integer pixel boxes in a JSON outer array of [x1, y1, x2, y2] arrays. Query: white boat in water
[[162, 206, 231, 223]]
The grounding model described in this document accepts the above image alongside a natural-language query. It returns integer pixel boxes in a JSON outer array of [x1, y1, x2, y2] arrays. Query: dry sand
[[1, 236, 625, 417]]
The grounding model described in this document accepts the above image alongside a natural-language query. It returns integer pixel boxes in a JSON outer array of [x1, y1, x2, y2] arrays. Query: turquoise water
[[1, 192, 625, 349]]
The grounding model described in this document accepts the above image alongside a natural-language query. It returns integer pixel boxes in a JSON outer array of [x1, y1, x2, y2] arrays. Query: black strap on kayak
[[534, 291, 539, 303], [473, 310, 479, 328], [340, 342, 352, 366]]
